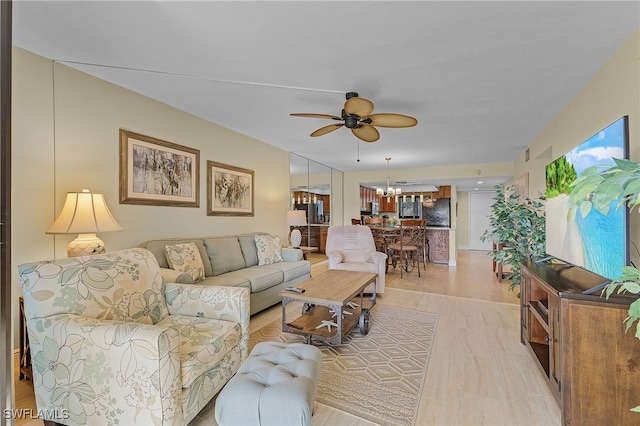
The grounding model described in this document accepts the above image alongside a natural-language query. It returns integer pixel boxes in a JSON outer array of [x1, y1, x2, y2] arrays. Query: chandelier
[[376, 157, 402, 197]]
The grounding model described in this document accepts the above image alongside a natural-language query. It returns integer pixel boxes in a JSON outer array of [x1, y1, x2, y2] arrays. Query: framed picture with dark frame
[[207, 160, 254, 216], [119, 129, 200, 207]]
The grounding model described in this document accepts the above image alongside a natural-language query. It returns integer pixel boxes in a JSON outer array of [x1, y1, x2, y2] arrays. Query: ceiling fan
[[290, 92, 418, 142]]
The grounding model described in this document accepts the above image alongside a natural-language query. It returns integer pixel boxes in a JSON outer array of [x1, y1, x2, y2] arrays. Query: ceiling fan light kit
[[291, 92, 417, 143]]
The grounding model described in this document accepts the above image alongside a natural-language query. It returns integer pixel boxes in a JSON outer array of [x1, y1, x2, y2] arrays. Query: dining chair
[[386, 221, 423, 278], [401, 219, 428, 269], [363, 217, 385, 253]]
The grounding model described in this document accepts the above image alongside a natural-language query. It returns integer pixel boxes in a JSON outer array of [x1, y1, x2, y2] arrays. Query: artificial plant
[[480, 184, 546, 291], [569, 157, 640, 411]]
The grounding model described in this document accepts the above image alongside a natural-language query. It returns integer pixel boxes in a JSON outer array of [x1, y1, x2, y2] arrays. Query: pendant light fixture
[[376, 157, 402, 198]]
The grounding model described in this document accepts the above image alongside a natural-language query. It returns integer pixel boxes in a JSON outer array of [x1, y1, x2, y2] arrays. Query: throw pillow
[[254, 234, 283, 266], [165, 242, 205, 283]]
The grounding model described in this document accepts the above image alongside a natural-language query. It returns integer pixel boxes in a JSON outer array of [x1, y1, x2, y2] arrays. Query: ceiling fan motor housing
[[344, 115, 360, 128]]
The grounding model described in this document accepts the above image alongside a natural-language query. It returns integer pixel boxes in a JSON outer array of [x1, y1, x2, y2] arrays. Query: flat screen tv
[[544, 116, 629, 282]]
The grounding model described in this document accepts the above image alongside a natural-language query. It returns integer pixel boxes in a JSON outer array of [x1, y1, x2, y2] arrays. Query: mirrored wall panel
[[290, 153, 343, 254]]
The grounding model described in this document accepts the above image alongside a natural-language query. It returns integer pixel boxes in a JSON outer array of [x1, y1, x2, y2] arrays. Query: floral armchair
[[18, 248, 250, 425]]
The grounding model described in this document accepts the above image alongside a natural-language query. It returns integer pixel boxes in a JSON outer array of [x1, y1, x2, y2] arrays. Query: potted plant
[[569, 157, 640, 411], [481, 184, 546, 291]]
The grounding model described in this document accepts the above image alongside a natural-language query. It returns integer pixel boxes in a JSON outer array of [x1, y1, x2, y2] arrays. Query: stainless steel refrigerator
[[294, 201, 323, 224]]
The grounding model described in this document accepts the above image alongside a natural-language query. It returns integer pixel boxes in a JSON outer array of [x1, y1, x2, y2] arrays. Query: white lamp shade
[[47, 190, 122, 234], [47, 190, 122, 257], [286, 210, 307, 226]]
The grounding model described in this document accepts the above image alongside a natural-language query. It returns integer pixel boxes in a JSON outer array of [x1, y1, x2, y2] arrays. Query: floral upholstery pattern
[[18, 248, 250, 426], [254, 234, 283, 265], [165, 242, 206, 282]]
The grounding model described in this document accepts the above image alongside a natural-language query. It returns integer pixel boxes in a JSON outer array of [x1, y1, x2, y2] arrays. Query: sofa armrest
[[281, 248, 303, 262], [26, 313, 183, 424], [368, 251, 388, 264], [160, 267, 195, 284], [164, 283, 251, 360]]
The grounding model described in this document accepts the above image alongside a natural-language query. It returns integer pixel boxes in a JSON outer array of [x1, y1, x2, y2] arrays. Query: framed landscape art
[[207, 160, 254, 216], [119, 129, 200, 207]]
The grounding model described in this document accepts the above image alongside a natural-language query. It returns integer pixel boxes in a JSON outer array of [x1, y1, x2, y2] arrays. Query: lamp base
[[290, 229, 302, 249], [67, 233, 106, 257]]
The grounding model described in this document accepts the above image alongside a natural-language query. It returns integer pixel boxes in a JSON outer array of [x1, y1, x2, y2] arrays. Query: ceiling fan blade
[[310, 123, 344, 137], [368, 113, 418, 128], [352, 125, 380, 142], [344, 97, 374, 117], [290, 113, 342, 120]]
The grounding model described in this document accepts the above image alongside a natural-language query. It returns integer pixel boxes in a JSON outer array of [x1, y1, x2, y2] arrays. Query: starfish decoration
[[346, 301, 359, 309], [329, 309, 353, 319], [315, 320, 338, 332]]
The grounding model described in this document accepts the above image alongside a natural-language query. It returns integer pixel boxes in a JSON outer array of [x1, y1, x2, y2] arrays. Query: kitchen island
[[426, 227, 449, 264]]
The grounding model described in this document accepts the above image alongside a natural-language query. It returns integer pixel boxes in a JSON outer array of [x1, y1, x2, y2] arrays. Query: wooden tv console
[[521, 261, 640, 425]]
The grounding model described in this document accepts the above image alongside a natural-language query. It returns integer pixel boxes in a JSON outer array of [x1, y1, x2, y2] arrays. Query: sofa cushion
[[199, 275, 251, 289], [238, 234, 260, 267], [223, 266, 284, 292], [332, 261, 379, 275], [204, 237, 246, 276], [158, 315, 242, 388], [140, 238, 213, 277], [255, 234, 283, 265], [165, 242, 206, 283], [260, 260, 310, 283], [332, 249, 378, 264]]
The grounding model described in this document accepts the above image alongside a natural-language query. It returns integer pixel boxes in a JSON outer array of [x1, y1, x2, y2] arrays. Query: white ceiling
[[12, 1, 639, 191]]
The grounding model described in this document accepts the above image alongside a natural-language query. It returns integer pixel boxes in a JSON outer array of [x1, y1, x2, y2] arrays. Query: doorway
[[468, 191, 495, 250]]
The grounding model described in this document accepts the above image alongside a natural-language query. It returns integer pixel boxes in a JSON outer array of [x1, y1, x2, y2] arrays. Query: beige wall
[[513, 29, 640, 267], [12, 48, 292, 343], [456, 191, 470, 248]]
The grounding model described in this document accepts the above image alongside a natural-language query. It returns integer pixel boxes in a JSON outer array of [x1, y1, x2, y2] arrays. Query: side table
[[295, 246, 318, 261], [19, 296, 32, 380]]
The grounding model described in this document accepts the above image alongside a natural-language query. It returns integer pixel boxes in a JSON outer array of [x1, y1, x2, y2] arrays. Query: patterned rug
[[249, 304, 439, 426]]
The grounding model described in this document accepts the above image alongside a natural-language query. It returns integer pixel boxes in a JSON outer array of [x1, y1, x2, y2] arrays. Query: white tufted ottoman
[[214, 341, 322, 426]]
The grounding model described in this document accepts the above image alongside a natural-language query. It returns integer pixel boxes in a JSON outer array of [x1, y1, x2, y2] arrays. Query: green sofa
[[140, 233, 311, 315]]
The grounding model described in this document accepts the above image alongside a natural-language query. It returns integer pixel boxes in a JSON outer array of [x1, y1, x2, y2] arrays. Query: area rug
[[249, 304, 439, 426]]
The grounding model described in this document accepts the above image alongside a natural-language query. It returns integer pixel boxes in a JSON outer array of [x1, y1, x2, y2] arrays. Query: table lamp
[[286, 210, 307, 248], [46, 189, 123, 257]]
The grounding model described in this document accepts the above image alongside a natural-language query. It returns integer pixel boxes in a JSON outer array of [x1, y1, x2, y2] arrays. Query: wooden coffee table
[[279, 269, 377, 345]]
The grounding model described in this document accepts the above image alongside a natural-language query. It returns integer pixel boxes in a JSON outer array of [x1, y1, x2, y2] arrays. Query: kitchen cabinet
[[322, 195, 330, 213], [379, 196, 396, 212], [359, 186, 378, 211], [437, 185, 451, 198]]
